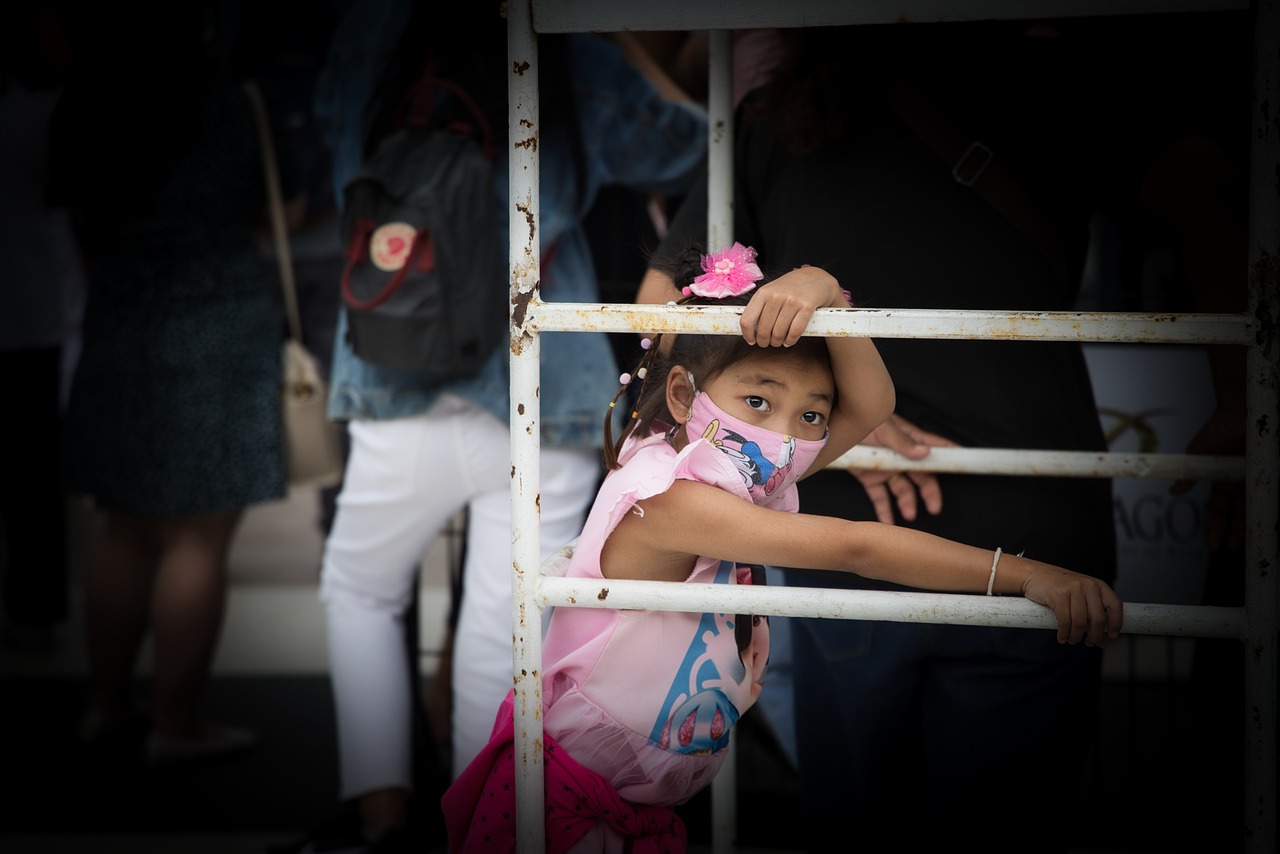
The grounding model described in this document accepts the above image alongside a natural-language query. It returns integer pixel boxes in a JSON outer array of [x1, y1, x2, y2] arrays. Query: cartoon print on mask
[[699, 418, 797, 497], [650, 561, 770, 755]]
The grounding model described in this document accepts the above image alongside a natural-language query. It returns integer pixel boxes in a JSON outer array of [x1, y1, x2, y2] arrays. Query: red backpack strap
[[398, 50, 497, 162]]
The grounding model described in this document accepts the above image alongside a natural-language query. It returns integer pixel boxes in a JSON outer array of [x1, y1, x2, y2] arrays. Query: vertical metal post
[[507, 2, 546, 851], [1243, 1, 1279, 850], [707, 30, 734, 254], [707, 27, 737, 854]]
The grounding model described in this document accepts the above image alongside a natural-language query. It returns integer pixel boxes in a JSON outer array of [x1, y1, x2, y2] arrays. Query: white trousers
[[319, 398, 598, 797]]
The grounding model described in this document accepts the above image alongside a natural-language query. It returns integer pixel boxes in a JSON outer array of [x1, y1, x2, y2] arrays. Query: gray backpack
[[340, 75, 506, 378]]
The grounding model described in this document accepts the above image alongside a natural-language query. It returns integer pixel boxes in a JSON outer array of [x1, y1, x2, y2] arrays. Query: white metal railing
[[504, 2, 1278, 853]]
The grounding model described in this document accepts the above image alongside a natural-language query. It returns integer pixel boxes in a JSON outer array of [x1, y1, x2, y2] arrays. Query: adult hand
[[852, 414, 958, 524], [1170, 407, 1245, 552]]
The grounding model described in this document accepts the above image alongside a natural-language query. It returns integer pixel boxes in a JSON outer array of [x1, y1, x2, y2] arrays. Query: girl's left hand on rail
[[1017, 557, 1125, 647]]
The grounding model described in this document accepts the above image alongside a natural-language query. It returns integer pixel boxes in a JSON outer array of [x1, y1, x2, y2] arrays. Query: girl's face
[[694, 350, 834, 443]]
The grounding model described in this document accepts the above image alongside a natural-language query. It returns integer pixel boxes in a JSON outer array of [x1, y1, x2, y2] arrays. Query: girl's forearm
[[840, 520, 1036, 596], [816, 335, 895, 469]]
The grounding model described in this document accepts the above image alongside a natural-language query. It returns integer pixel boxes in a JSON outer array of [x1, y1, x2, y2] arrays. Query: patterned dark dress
[[61, 82, 286, 516]]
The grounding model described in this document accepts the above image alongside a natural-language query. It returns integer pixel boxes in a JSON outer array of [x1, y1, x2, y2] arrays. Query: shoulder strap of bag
[[886, 78, 1071, 294], [243, 79, 305, 346], [398, 51, 497, 161]]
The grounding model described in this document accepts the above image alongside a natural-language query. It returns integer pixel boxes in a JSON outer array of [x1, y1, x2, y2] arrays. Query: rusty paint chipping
[[597, 587, 609, 601], [511, 287, 534, 330], [512, 60, 529, 75], [514, 134, 538, 152], [515, 202, 536, 244], [518, 403, 525, 416], [520, 117, 532, 128]]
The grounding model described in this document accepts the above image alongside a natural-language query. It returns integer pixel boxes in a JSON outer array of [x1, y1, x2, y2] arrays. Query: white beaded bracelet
[[986, 547, 1003, 596]]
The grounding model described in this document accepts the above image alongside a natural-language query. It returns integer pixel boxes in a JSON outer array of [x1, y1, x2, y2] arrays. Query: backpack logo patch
[[369, 222, 425, 273]]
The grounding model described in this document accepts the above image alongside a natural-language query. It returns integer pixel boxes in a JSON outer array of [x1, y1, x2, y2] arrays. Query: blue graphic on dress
[[649, 561, 751, 755]]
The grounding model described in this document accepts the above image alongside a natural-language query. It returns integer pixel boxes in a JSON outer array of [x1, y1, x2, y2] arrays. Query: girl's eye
[[802, 411, 826, 425], [744, 395, 770, 412]]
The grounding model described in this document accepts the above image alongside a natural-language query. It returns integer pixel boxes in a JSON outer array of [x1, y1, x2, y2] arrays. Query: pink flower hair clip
[[682, 242, 764, 299]]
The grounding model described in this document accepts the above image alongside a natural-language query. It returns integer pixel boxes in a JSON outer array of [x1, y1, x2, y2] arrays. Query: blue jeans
[[791, 615, 1101, 853]]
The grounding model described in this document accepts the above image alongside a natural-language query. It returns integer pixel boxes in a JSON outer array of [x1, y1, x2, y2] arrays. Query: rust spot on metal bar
[[515, 203, 536, 244], [511, 286, 534, 329], [712, 118, 725, 145], [514, 134, 538, 152], [512, 60, 529, 76], [597, 588, 609, 601], [520, 118, 532, 128], [518, 403, 525, 416]]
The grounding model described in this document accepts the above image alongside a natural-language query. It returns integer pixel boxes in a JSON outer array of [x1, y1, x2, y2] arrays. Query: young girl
[[442, 243, 1124, 851]]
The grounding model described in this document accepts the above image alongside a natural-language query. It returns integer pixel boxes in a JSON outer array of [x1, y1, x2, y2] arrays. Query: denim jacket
[[315, 2, 707, 448]]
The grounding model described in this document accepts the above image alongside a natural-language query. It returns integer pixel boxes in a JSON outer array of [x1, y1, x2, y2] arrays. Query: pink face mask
[[685, 390, 828, 503]]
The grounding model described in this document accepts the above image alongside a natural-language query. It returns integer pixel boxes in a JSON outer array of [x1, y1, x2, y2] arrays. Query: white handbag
[[245, 80, 344, 488]]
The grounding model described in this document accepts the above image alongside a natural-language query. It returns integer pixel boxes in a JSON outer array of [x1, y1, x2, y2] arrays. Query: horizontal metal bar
[[832, 446, 1245, 481], [533, 0, 1249, 32], [538, 576, 1244, 639], [529, 302, 1250, 345]]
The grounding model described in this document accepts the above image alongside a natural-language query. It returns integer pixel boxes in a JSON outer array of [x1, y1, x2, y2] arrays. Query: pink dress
[[444, 430, 793, 850]]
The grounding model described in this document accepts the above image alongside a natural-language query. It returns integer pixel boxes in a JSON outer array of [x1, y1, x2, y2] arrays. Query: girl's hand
[[1018, 558, 1124, 647], [740, 265, 846, 348]]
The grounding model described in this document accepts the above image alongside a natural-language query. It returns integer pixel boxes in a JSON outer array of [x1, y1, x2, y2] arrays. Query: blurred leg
[[148, 510, 242, 738], [791, 617, 924, 853], [83, 511, 158, 718], [918, 626, 1101, 854], [321, 412, 480, 833], [449, 444, 598, 779]]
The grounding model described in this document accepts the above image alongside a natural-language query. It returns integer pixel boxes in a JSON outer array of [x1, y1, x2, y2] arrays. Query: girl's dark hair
[[602, 244, 831, 469]]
